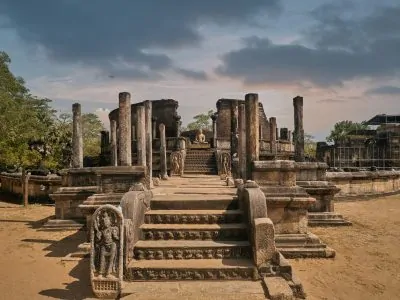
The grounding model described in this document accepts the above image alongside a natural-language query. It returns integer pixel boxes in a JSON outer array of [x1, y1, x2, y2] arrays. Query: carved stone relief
[[90, 204, 124, 299], [218, 152, 231, 178], [170, 151, 184, 176]]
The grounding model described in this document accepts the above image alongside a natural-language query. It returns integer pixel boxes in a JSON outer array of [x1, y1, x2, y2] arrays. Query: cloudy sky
[[1, 0, 399, 140]]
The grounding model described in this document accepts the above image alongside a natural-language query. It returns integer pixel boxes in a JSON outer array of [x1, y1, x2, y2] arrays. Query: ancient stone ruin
[[45, 91, 400, 299]]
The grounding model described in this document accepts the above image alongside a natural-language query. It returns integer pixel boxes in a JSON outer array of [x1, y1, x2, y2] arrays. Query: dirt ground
[[0, 195, 399, 300]]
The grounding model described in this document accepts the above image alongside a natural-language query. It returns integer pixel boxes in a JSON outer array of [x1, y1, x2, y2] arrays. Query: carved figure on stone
[[94, 211, 119, 278], [194, 129, 208, 144], [90, 205, 123, 299], [219, 152, 231, 178], [170, 151, 183, 175]]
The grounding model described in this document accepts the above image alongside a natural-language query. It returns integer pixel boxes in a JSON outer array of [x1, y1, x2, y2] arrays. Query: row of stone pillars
[[71, 92, 172, 187], [236, 94, 305, 180]]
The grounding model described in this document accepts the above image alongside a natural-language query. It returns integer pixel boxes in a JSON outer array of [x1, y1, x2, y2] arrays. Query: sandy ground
[[0, 195, 399, 300]]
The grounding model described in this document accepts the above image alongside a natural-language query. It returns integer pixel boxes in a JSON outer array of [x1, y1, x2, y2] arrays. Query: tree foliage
[[326, 120, 368, 144], [184, 110, 215, 131], [0, 51, 104, 170], [304, 133, 317, 158]]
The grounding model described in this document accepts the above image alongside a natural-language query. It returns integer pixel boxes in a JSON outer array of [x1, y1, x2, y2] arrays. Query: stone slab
[[86, 280, 267, 300], [263, 276, 294, 300]]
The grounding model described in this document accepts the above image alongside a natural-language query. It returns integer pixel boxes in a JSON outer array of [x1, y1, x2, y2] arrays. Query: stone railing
[[327, 171, 400, 199], [0, 172, 61, 200]]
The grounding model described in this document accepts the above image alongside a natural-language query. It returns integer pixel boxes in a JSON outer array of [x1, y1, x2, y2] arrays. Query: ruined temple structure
[[317, 114, 400, 171], [46, 91, 356, 299]]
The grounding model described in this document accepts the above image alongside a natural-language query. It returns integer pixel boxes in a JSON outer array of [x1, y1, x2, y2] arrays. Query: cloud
[[0, 0, 281, 80], [175, 68, 208, 81], [365, 85, 400, 95], [317, 99, 348, 103], [216, 2, 400, 87]]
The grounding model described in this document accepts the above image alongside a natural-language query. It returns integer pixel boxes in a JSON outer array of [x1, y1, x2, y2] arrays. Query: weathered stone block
[[263, 277, 294, 300], [253, 217, 276, 266]]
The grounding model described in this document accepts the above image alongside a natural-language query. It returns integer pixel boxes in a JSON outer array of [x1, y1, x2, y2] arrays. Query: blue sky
[[1, 0, 399, 141]]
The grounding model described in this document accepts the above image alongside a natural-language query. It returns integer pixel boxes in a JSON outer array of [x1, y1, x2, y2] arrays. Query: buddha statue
[[194, 129, 207, 144]]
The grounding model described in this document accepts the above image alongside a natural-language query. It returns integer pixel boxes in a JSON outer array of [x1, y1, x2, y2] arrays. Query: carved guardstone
[[91, 205, 124, 299]]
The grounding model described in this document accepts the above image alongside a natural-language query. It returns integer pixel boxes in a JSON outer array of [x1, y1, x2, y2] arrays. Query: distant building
[[316, 114, 400, 170]]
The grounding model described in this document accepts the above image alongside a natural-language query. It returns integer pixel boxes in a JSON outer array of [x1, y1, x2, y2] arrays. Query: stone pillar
[[280, 128, 289, 141], [132, 125, 136, 141], [159, 123, 168, 179], [238, 103, 247, 179], [100, 130, 109, 154], [288, 130, 293, 143], [293, 96, 305, 162], [231, 101, 239, 158], [245, 93, 260, 180], [136, 106, 146, 166], [118, 92, 132, 166], [110, 120, 117, 166], [152, 116, 158, 139], [144, 100, 153, 188], [174, 114, 182, 137], [269, 117, 277, 156], [72, 103, 83, 168], [211, 113, 218, 148]]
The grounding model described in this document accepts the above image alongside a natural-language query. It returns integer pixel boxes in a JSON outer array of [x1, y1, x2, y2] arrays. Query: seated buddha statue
[[194, 129, 207, 144]]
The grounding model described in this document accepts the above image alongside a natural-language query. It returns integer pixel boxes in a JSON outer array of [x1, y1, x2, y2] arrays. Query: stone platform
[[308, 212, 352, 227]]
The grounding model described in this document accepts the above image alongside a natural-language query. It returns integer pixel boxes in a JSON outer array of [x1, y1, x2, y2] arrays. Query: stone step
[[133, 240, 251, 260], [119, 280, 267, 300], [40, 219, 85, 231], [151, 195, 239, 210], [183, 170, 217, 175], [125, 259, 257, 281], [153, 187, 235, 195], [140, 223, 248, 241], [308, 212, 346, 220], [145, 209, 244, 224], [308, 219, 352, 227], [278, 247, 336, 259]]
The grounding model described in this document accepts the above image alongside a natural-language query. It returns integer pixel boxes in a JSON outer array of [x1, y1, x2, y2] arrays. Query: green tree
[[82, 113, 105, 157], [304, 134, 317, 158], [185, 110, 215, 131], [326, 120, 368, 144]]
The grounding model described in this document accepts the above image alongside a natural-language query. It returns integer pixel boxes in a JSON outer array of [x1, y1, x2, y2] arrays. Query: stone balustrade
[[0, 172, 61, 201]]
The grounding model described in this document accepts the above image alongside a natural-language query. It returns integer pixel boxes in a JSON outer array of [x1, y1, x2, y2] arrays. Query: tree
[[326, 120, 368, 144], [82, 113, 105, 157], [0, 51, 104, 170], [304, 134, 317, 158], [184, 110, 215, 131]]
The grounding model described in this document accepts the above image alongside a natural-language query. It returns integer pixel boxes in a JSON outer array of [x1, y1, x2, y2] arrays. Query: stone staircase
[[184, 150, 218, 175], [125, 175, 257, 281]]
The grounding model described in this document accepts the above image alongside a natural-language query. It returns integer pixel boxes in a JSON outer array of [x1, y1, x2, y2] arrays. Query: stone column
[[118, 92, 132, 166], [238, 103, 247, 179], [245, 93, 260, 180], [159, 123, 168, 179], [110, 120, 117, 166], [280, 128, 289, 141], [136, 105, 146, 166], [293, 96, 305, 162], [144, 100, 153, 188], [269, 117, 277, 156], [152, 116, 158, 139], [211, 113, 218, 148], [174, 114, 182, 138], [132, 125, 136, 141], [231, 100, 239, 158], [72, 103, 83, 168], [100, 130, 109, 154]]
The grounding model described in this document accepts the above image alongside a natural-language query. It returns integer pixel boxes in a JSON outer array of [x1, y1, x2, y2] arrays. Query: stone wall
[[109, 99, 179, 140], [0, 172, 62, 200], [216, 99, 270, 141], [327, 171, 400, 199]]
